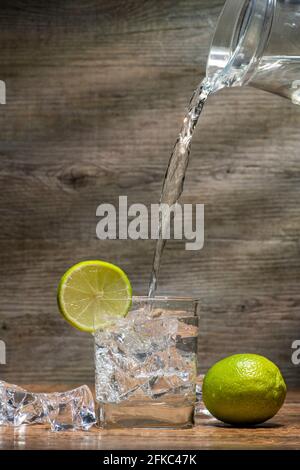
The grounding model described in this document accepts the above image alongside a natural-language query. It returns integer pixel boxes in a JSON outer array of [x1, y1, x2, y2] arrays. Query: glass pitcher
[[206, 0, 300, 104]]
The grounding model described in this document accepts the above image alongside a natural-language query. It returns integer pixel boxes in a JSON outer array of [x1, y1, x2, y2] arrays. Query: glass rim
[[132, 295, 199, 303], [206, 0, 275, 85]]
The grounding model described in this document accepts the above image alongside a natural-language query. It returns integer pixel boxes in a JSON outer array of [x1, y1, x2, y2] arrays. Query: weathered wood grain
[[0, 1, 300, 386], [0, 386, 299, 450]]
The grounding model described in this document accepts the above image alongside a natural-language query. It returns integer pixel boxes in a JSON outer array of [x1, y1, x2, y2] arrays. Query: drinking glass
[[94, 296, 199, 428]]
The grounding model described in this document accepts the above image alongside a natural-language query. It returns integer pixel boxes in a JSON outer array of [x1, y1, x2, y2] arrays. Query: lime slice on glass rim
[[57, 260, 132, 333]]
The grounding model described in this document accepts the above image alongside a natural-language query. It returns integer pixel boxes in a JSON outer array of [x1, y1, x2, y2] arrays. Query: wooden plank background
[[0, 0, 299, 386]]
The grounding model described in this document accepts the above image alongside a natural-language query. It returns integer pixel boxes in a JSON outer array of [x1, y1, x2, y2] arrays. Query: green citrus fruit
[[202, 353, 287, 425], [57, 260, 132, 332]]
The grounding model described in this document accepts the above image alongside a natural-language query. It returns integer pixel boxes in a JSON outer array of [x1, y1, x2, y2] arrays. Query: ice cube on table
[[0, 381, 45, 426], [194, 374, 215, 421], [41, 385, 96, 431], [0, 381, 96, 431]]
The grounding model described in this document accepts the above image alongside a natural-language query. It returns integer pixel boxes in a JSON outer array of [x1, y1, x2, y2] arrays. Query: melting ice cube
[[0, 381, 96, 431]]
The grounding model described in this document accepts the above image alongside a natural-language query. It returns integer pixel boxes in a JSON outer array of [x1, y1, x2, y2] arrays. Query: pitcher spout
[[207, 0, 300, 104]]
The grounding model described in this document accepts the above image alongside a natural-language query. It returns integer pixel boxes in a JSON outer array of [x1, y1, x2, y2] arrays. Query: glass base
[[97, 399, 195, 429]]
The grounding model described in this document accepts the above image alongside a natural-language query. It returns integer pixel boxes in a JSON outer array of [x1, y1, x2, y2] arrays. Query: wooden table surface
[[0, 387, 299, 450]]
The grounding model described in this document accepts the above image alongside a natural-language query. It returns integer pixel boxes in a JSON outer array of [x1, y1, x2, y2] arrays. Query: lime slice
[[57, 260, 132, 332]]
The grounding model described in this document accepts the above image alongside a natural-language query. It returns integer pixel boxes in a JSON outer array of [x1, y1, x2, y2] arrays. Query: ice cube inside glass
[[94, 297, 199, 428]]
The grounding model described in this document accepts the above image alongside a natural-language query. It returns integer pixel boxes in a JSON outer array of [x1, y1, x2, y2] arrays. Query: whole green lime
[[202, 354, 287, 425]]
